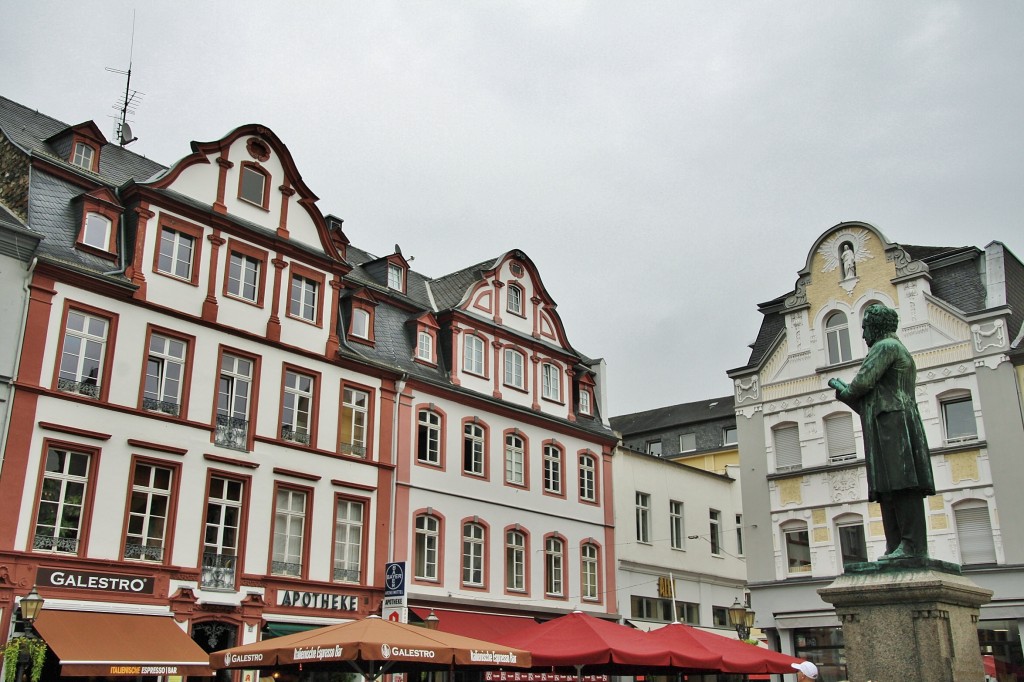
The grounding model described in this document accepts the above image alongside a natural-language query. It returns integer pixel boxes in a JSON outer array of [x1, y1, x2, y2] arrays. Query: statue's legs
[[880, 492, 928, 558]]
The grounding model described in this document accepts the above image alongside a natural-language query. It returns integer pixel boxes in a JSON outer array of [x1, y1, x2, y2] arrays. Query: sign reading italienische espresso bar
[[277, 589, 359, 611], [37, 567, 155, 594]]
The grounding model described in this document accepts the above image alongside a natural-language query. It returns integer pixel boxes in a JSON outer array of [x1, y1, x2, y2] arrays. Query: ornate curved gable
[[143, 124, 342, 260]]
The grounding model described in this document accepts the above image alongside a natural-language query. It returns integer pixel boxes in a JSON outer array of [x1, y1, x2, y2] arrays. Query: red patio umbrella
[[645, 622, 805, 674]]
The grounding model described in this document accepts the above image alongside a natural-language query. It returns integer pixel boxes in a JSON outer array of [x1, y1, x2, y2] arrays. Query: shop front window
[[793, 626, 846, 682]]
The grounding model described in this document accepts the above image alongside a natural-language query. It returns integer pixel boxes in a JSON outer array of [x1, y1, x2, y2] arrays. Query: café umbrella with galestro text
[[210, 615, 532, 680]]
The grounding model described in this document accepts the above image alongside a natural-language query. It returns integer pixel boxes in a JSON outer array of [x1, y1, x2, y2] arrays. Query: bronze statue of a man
[[828, 304, 935, 559]]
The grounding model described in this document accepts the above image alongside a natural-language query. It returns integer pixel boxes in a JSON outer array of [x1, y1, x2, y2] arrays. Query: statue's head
[[862, 304, 899, 346]]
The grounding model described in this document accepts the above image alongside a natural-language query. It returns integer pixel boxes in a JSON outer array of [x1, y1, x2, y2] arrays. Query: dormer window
[[417, 332, 433, 361], [239, 163, 269, 208], [352, 309, 370, 339], [579, 389, 592, 415], [82, 213, 112, 250], [72, 142, 96, 171], [74, 188, 121, 258], [507, 283, 523, 315], [388, 263, 404, 291]]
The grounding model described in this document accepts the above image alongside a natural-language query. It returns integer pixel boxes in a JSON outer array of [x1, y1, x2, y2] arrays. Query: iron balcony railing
[[215, 414, 249, 450], [281, 425, 311, 445], [201, 552, 237, 590], [123, 542, 164, 562], [57, 378, 100, 399], [33, 534, 79, 553], [143, 397, 180, 416]]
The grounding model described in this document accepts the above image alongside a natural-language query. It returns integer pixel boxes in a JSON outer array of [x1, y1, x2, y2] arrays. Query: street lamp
[[423, 609, 440, 630], [14, 586, 45, 682], [727, 597, 755, 641]]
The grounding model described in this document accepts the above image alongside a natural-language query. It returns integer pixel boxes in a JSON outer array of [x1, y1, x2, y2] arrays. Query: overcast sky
[[3, 2, 1023, 417]]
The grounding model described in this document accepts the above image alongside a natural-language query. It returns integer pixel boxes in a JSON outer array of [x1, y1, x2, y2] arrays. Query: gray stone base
[[818, 566, 992, 682]]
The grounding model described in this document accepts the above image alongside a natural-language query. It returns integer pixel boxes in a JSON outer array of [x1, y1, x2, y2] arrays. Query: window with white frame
[[670, 500, 684, 549], [272, 488, 306, 577], [227, 252, 261, 302], [545, 536, 564, 596], [542, 363, 560, 401], [124, 462, 173, 562], [506, 529, 526, 591], [340, 387, 368, 457], [579, 453, 596, 502], [463, 334, 485, 375], [837, 519, 867, 567], [543, 444, 562, 494], [736, 513, 744, 555], [679, 432, 696, 452], [462, 522, 485, 586], [463, 422, 485, 476], [240, 165, 267, 206], [505, 433, 525, 485], [507, 283, 523, 314], [773, 423, 801, 471], [144, 333, 186, 416], [646, 439, 662, 456], [281, 370, 314, 445], [202, 476, 242, 590], [82, 212, 111, 250], [351, 308, 370, 339], [709, 509, 722, 555], [504, 348, 525, 388], [942, 395, 978, 443], [333, 499, 364, 583], [417, 331, 433, 361], [158, 226, 195, 280], [216, 354, 252, 450], [33, 447, 91, 553], [289, 274, 319, 323], [581, 543, 599, 600], [579, 389, 591, 415], [58, 309, 109, 398], [72, 142, 95, 169], [387, 263, 404, 291], [825, 413, 857, 462], [635, 492, 651, 544], [417, 410, 441, 465], [722, 426, 738, 446], [415, 514, 439, 580], [783, 522, 812, 574], [825, 311, 852, 364], [954, 501, 997, 565]]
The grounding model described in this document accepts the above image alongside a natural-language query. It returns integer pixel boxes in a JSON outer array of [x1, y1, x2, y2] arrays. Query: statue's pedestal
[[818, 560, 992, 682]]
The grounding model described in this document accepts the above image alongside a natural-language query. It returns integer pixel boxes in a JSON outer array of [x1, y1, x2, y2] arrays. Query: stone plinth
[[818, 563, 992, 682]]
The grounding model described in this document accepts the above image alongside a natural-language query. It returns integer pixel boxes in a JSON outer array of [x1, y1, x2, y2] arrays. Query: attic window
[[239, 163, 269, 208], [82, 213, 112, 251], [388, 263, 404, 291], [72, 142, 96, 171], [510, 262, 524, 277]]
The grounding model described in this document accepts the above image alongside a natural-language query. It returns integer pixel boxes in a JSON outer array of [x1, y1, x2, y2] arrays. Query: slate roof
[[610, 395, 735, 436], [427, 258, 496, 311]]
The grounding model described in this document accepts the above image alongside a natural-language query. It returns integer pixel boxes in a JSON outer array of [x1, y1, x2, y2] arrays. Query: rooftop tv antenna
[[106, 10, 143, 146]]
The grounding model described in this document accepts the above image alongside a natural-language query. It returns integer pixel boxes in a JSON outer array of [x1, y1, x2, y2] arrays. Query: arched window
[[580, 542, 599, 601], [542, 363, 561, 401], [417, 410, 442, 465], [463, 421, 486, 477], [462, 522, 486, 587], [543, 443, 563, 494], [825, 311, 852, 364], [505, 433, 525, 485], [504, 349, 525, 388], [351, 308, 370, 339], [545, 536, 564, 596], [463, 334, 485, 375], [507, 283, 523, 315], [505, 529, 526, 592], [954, 500, 997, 565], [578, 452, 596, 502], [414, 514, 440, 580]]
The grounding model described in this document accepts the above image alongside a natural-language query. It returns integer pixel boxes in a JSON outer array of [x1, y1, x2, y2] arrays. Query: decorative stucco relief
[[785, 275, 809, 309], [735, 376, 759, 403], [887, 247, 928, 277], [972, 321, 1005, 352], [777, 478, 803, 506], [828, 469, 859, 503], [929, 514, 949, 531], [947, 451, 981, 483]]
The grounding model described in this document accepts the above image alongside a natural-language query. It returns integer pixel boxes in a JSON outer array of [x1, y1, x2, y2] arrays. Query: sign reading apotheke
[[37, 567, 155, 594], [277, 589, 359, 611]]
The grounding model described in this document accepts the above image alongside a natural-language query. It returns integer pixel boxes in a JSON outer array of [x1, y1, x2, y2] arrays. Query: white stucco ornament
[[818, 228, 874, 294]]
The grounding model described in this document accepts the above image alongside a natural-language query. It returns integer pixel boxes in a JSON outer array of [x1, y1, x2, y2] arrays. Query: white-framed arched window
[[825, 311, 852, 364]]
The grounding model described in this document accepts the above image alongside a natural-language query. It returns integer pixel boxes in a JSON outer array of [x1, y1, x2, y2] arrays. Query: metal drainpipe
[[0, 256, 39, 476], [102, 188, 129, 276], [388, 374, 408, 563]]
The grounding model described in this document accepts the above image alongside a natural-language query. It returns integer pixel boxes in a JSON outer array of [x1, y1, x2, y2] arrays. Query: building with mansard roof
[[728, 221, 1024, 681], [0, 93, 617, 679]]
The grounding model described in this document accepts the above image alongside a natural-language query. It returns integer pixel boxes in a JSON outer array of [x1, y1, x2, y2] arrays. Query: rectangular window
[[505, 434, 525, 485], [670, 500, 684, 549], [463, 423, 485, 476], [722, 426, 738, 445], [504, 349, 524, 388], [216, 354, 252, 450], [838, 523, 867, 567], [736, 513, 744, 555], [351, 308, 370, 339], [943, 397, 978, 443], [272, 488, 306, 577], [202, 476, 243, 590], [58, 310, 109, 398], [463, 335, 484, 375], [281, 370, 314, 445], [82, 213, 111, 250], [462, 523, 485, 586], [646, 439, 662, 456], [676, 601, 700, 625], [785, 526, 812, 573], [240, 165, 267, 206], [415, 515, 439, 580], [679, 432, 696, 452], [227, 252, 261, 302], [387, 263, 404, 291], [72, 142, 94, 169], [579, 390, 591, 415], [506, 530, 526, 591], [581, 544, 598, 600], [507, 284, 523, 314], [774, 424, 802, 471], [417, 332, 433, 361], [712, 606, 729, 628], [158, 227, 195, 280], [124, 462, 173, 562], [542, 364, 560, 401], [579, 454, 596, 502], [144, 333, 186, 416], [545, 537, 563, 596], [635, 492, 651, 544], [417, 410, 441, 465], [543, 445, 562, 494], [340, 387, 368, 457], [630, 596, 675, 622], [333, 499, 364, 583], [289, 274, 319, 323], [709, 509, 722, 555], [825, 413, 857, 462], [955, 503, 997, 565], [33, 448, 90, 554]]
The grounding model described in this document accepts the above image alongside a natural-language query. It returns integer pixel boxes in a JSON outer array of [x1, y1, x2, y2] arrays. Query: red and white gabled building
[[0, 93, 617, 677]]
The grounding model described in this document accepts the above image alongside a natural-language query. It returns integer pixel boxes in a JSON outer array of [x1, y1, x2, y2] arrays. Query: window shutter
[[774, 425, 801, 470], [825, 414, 856, 460], [955, 506, 997, 564]]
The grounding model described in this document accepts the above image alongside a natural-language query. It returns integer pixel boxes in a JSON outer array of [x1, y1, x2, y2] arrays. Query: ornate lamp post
[[13, 586, 45, 682], [423, 609, 440, 630], [727, 597, 755, 642]]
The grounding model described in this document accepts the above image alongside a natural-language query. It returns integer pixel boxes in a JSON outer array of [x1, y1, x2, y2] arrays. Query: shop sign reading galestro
[[37, 567, 155, 594]]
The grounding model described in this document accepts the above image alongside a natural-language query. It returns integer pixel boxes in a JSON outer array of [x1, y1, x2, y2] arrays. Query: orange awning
[[33, 610, 213, 677], [410, 607, 539, 641]]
